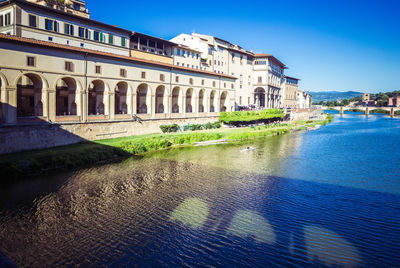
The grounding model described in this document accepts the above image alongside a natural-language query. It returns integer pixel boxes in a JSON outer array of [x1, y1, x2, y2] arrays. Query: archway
[[88, 80, 107, 115], [56, 77, 78, 116], [210, 90, 216, 112], [220, 91, 228, 112], [172, 86, 181, 113], [136, 83, 149, 114], [198, 89, 205, 113], [254, 87, 265, 108], [0, 76, 3, 122], [115, 82, 128, 114], [17, 73, 44, 117], [155, 85, 165, 114], [186, 88, 194, 113]]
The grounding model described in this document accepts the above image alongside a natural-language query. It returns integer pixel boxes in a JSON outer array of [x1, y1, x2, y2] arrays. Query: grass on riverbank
[[0, 114, 334, 178]]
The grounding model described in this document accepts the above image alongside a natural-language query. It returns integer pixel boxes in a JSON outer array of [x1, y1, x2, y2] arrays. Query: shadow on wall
[[0, 104, 129, 179]]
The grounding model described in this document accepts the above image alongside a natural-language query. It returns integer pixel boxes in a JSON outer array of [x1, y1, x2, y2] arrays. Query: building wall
[[0, 116, 218, 154], [0, 38, 236, 126], [283, 83, 298, 108], [172, 47, 201, 70], [130, 50, 173, 65], [0, 2, 131, 56]]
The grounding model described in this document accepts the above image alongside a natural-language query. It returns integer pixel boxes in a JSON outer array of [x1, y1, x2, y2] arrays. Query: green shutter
[[121, 37, 126, 47], [100, 32, 103, 42]]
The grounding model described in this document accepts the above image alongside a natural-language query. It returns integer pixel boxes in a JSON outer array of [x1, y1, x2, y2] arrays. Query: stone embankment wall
[[0, 116, 218, 155], [290, 108, 325, 121]]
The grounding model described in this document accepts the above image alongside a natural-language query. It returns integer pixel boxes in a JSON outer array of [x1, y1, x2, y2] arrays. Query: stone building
[[172, 33, 287, 109], [283, 76, 299, 109], [388, 96, 400, 107]]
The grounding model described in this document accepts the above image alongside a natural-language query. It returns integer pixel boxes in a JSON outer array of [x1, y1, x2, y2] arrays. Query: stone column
[[132, 92, 137, 116], [151, 93, 156, 118], [195, 95, 199, 117], [109, 91, 115, 120], [47, 88, 56, 122], [5, 86, 17, 124], [182, 93, 186, 117], [81, 90, 87, 122]]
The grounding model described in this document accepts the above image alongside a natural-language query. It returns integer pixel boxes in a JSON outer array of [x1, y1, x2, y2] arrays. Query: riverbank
[[0, 114, 333, 179]]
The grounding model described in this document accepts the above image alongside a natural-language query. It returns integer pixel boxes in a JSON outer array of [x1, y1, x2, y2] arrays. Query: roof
[[285, 76, 300, 81], [255, 53, 287, 68], [176, 44, 202, 53], [0, 0, 132, 34], [0, 33, 236, 80], [131, 32, 177, 47]]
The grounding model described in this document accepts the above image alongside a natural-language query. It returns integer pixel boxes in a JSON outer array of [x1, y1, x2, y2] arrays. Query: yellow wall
[[130, 50, 173, 65]]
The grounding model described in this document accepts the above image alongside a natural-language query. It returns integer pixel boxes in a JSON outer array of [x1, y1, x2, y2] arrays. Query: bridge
[[322, 106, 400, 116]]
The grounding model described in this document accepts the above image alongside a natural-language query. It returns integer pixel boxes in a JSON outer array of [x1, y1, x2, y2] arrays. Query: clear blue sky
[[87, 0, 400, 93]]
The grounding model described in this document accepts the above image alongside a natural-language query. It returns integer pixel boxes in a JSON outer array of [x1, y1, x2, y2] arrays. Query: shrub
[[160, 124, 179, 133], [219, 109, 285, 125]]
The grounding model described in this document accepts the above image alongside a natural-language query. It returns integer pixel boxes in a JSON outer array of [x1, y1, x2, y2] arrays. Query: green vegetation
[[0, 114, 334, 179], [395, 111, 400, 116], [347, 108, 364, 113], [314, 90, 400, 107], [160, 124, 179, 133], [219, 109, 285, 125], [370, 109, 388, 114]]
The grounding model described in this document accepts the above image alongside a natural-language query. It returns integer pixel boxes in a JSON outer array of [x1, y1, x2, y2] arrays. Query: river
[[0, 111, 399, 267]]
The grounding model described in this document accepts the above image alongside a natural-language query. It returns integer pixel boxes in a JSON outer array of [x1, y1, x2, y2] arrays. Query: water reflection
[[0, 113, 399, 267], [227, 210, 276, 244], [304, 225, 361, 267], [169, 198, 210, 229]]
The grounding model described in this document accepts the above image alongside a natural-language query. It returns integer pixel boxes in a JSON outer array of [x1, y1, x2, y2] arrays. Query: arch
[[210, 90, 216, 112], [88, 79, 108, 116], [155, 85, 166, 114], [220, 91, 228, 112], [198, 89, 205, 113], [254, 87, 266, 108], [185, 88, 194, 113], [172, 86, 181, 113], [16, 73, 46, 117], [55, 77, 80, 116], [136, 83, 150, 114], [115, 81, 129, 115]]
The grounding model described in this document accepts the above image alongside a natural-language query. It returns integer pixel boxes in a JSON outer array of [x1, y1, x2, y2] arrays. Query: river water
[[0, 112, 399, 267]]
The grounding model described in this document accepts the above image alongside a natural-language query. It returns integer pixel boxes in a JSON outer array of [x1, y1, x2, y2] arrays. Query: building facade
[[388, 96, 400, 107], [297, 90, 312, 109], [283, 76, 299, 108]]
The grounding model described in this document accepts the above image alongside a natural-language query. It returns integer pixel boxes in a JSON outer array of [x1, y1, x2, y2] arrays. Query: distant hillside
[[309, 91, 362, 103]]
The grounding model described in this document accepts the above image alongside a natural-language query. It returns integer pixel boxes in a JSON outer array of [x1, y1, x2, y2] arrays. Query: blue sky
[[87, 0, 400, 93]]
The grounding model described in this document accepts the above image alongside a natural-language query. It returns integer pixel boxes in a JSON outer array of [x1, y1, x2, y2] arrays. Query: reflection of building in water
[[227, 209, 276, 244], [169, 198, 209, 229], [304, 225, 361, 267]]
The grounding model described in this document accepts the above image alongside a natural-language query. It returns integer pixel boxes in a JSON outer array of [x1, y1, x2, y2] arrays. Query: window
[[239, 96, 242, 105], [95, 65, 101, 74], [224, 83, 226, 88], [201, 80, 204, 85], [120, 68, 127, 78], [176, 49, 180, 55], [181, 50, 185, 56], [231, 84, 234, 89], [3, 13, 11, 26], [258, 76, 262, 83], [78, 27, 85, 38], [100, 32, 104, 42], [27, 56, 35, 67], [141, 72, 146, 79], [186, 51, 190, 57], [28, 14, 37, 28], [248, 97, 250, 105], [191, 52, 194, 58], [175, 76, 179, 83], [121, 37, 126, 47], [94, 31, 99, 41], [64, 23, 74, 36], [85, 28, 90, 39], [176, 62, 179, 66], [45, 19, 58, 32], [109, 34, 113, 45], [160, 74, 165, 81], [213, 81, 216, 87], [196, 54, 199, 59], [65, 61, 73, 72], [189, 78, 193, 85], [73, 3, 81, 11]]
